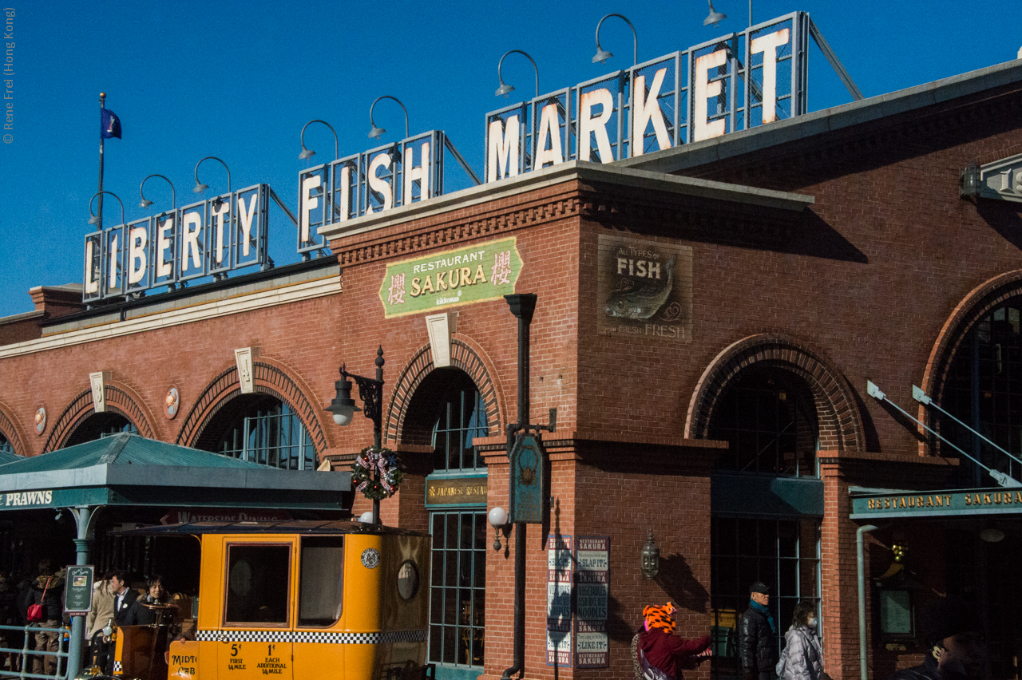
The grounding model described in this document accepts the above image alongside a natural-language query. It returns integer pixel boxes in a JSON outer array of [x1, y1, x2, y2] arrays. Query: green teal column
[[67, 507, 94, 680]]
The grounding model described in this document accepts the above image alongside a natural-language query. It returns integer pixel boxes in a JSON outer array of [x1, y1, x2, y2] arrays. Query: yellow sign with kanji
[[379, 237, 523, 318]]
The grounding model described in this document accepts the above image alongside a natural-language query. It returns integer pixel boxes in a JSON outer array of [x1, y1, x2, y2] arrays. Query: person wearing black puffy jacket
[[740, 582, 777, 680]]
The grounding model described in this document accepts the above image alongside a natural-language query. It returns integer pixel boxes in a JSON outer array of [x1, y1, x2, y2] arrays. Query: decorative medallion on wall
[[165, 387, 180, 420], [34, 407, 46, 435], [361, 548, 380, 569], [596, 234, 693, 342]]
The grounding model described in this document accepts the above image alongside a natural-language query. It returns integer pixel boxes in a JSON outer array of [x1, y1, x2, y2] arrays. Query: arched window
[[0, 433, 11, 456], [709, 368, 818, 477], [196, 395, 314, 470], [942, 299, 1022, 485], [708, 367, 821, 679], [64, 413, 138, 447], [431, 371, 489, 473]]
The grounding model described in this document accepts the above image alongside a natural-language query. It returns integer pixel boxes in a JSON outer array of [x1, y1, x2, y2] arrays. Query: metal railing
[[0, 624, 70, 680]]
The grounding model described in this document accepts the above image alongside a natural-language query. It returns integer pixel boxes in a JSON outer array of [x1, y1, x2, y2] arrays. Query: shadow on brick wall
[[655, 552, 710, 615]]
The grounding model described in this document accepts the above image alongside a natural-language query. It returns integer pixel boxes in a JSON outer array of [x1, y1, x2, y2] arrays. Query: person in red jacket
[[637, 602, 712, 679]]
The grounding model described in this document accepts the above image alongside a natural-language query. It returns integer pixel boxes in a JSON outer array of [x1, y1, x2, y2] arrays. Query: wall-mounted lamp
[[980, 526, 1005, 543], [960, 161, 981, 200], [641, 529, 660, 579], [489, 506, 509, 551]]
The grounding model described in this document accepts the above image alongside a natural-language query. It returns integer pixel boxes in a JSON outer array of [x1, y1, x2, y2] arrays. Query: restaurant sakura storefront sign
[[378, 237, 522, 318]]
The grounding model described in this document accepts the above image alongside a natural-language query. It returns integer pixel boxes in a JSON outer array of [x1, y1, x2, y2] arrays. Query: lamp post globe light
[[327, 346, 386, 524]]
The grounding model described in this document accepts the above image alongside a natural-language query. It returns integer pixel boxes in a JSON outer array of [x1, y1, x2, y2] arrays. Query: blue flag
[[100, 108, 122, 139]]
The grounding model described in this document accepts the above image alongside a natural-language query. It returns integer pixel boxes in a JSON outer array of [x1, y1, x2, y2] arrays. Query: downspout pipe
[[857, 524, 878, 680], [502, 294, 537, 680]]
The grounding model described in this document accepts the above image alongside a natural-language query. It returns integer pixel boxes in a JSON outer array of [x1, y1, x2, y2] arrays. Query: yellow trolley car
[[95, 520, 432, 680]]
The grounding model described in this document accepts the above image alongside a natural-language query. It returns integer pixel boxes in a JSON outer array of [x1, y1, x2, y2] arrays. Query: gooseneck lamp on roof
[[87, 191, 124, 229], [495, 50, 539, 99], [704, 0, 727, 27], [299, 119, 339, 161], [139, 174, 176, 211], [592, 13, 638, 66], [193, 156, 231, 195], [368, 96, 409, 141]]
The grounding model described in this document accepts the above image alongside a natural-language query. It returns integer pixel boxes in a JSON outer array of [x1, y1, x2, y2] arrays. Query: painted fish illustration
[[604, 257, 676, 320]]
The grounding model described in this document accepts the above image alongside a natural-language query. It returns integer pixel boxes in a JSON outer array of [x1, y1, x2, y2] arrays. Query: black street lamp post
[[327, 346, 385, 524]]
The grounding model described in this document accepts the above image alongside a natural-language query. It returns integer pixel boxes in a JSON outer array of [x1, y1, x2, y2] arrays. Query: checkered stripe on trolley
[[112, 661, 122, 672], [195, 630, 291, 643], [196, 629, 427, 645]]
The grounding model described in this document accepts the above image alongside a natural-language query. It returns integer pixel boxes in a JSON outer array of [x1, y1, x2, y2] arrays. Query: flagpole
[[97, 92, 105, 231]]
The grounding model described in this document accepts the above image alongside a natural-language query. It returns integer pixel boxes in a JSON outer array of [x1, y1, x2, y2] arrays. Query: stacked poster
[[547, 534, 573, 666], [575, 536, 610, 668]]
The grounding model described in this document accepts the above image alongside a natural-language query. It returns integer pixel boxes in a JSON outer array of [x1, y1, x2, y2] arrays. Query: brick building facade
[[1, 59, 1021, 680]]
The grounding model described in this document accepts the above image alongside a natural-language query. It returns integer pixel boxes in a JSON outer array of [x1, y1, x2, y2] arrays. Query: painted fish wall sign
[[596, 235, 693, 342], [604, 257, 676, 320]]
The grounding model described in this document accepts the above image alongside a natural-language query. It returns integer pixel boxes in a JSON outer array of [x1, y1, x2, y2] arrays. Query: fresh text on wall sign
[[485, 12, 808, 182]]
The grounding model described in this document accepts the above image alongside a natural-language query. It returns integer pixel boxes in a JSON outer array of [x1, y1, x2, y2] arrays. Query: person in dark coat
[[636, 602, 711, 679], [740, 582, 777, 680], [887, 597, 987, 680], [30, 560, 65, 676], [110, 570, 142, 626], [0, 571, 19, 671]]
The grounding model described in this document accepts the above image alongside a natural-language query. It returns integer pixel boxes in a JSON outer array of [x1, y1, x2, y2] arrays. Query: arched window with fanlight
[[195, 394, 315, 470], [941, 299, 1022, 486], [64, 413, 138, 447]]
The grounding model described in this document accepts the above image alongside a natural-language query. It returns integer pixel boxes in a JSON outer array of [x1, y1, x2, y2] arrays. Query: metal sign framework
[[297, 131, 480, 253], [84, 184, 295, 302], [485, 12, 809, 180]]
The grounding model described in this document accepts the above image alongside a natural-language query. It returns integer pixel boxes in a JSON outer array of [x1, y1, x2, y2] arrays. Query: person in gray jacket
[[779, 602, 825, 680]]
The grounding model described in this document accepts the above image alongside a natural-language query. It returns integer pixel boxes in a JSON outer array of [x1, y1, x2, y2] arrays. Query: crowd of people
[[0, 559, 180, 677], [633, 581, 988, 680]]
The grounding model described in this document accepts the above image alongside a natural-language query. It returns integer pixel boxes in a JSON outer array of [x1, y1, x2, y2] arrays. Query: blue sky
[[0, 0, 1019, 318]]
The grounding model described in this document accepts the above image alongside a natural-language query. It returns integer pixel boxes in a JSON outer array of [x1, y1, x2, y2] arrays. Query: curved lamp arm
[[139, 174, 176, 210], [299, 119, 339, 161], [88, 191, 125, 229], [368, 95, 409, 140], [193, 156, 232, 195], [496, 49, 539, 99], [593, 13, 637, 66]]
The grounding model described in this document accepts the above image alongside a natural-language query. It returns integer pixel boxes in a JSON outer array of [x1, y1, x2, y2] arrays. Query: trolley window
[[224, 544, 291, 626], [298, 537, 345, 626]]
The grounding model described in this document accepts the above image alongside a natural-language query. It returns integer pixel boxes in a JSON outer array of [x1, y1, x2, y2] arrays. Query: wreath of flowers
[[352, 446, 404, 501]]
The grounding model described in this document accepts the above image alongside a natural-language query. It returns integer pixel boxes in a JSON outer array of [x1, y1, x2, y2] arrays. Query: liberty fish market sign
[[379, 237, 522, 318], [597, 234, 692, 341]]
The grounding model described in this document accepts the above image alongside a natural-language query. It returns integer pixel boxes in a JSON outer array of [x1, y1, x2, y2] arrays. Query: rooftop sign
[[485, 12, 808, 181], [83, 184, 296, 303]]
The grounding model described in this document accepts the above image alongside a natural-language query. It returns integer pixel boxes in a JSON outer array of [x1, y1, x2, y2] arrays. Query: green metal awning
[[0, 433, 351, 512], [0, 450, 21, 465], [850, 486, 1022, 520]]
